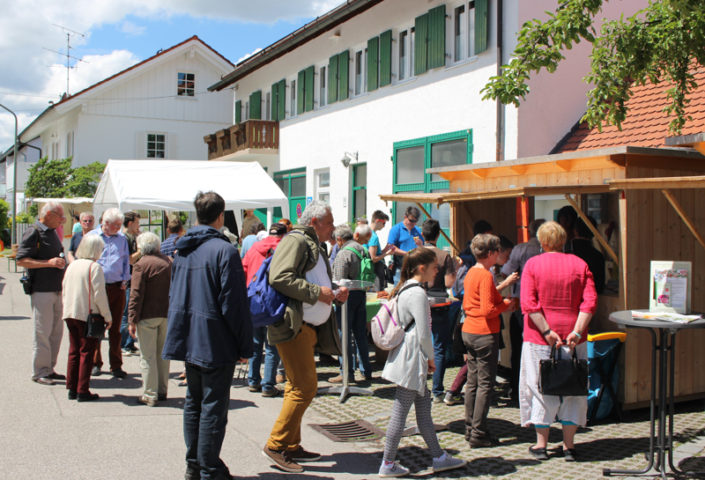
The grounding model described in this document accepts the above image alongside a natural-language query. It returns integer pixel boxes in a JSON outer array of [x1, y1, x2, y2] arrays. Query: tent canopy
[[93, 160, 289, 216]]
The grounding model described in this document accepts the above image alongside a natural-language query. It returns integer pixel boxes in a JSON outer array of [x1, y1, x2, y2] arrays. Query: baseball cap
[[269, 223, 287, 236]]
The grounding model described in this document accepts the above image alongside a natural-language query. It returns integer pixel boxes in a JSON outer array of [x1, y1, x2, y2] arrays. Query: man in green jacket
[[262, 201, 348, 473]]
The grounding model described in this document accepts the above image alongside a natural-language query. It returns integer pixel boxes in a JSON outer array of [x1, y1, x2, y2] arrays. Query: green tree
[[67, 162, 105, 197], [25, 157, 72, 198], [482, 0, 705, 133]]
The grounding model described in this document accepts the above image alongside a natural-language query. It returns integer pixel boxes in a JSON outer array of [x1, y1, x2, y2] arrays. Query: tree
[[481, 0, 705, 133], [25, 157, 105, 199]]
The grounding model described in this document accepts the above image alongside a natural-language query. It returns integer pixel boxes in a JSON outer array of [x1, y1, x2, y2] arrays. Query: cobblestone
[[309, 362, 705, 479]]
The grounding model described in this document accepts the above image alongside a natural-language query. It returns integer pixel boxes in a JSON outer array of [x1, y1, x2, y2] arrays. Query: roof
[[20, 36, 233, 142], [554, 68, 705, 153], [209, 0, 383, 91]]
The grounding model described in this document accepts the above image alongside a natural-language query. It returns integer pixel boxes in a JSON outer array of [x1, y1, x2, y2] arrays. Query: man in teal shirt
[[387, 206, 424, 284]]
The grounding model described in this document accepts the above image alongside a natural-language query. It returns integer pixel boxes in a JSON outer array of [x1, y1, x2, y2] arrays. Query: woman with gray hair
[[128, 232, 172, 407], [61, 234, 112, 401]]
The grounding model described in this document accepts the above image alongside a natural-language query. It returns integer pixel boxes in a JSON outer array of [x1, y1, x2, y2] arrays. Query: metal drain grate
[[310, 419, 385, 442]]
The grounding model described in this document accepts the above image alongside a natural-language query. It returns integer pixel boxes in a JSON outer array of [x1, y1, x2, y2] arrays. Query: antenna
[[48, 24, 88, 96]]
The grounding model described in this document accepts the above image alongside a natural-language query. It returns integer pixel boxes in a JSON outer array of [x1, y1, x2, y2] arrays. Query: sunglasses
[[407, 217, 419, 224]]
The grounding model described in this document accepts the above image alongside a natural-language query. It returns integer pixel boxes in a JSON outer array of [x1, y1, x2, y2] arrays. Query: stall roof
[[93, 160, 288, 215], [32, 197, 94, 205]]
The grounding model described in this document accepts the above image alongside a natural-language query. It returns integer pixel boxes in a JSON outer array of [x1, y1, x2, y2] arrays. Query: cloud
[[237, 47, 263, 64], [120, 20, 146, 36]]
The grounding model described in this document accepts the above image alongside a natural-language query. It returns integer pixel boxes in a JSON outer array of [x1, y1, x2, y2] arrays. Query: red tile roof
[[555, 68, 705, 152]]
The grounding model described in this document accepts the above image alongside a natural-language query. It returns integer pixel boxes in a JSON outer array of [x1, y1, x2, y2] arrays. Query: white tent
[[93, 160, 289, 217]]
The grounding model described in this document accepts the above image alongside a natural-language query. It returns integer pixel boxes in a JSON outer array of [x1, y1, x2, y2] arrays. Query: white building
[[207, 0, 646, 244], [19, 36, 234, 169], [0, 136, 42, 212]]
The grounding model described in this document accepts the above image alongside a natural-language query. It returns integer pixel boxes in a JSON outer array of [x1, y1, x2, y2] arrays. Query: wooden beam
[[618, 191, 628, 310], [661, 189, 705, 252], [564, 194, 620, 265], [414, 202, 461, 254], [554, 159, 572, 171], [609, 175, 705, 190], [510, 165, 528, 175]]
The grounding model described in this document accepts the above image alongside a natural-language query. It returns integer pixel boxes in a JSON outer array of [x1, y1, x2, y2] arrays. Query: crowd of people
[[16, 195, 603, 479]]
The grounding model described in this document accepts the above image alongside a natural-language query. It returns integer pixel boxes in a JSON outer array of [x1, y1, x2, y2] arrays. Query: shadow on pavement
[[0, 315, 31, 320]]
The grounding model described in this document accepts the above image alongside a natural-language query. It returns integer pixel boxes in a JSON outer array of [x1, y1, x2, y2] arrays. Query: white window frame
[[177, 72, 195, 97], [265, 92, 271, 121], [314, 168, 330, 203], [65, 131, 74, 158], [319, 65, 327, 108], [290, 79, 296, 118], [453, 4, 467, 62], [146, 132, 167, 159], [354, 49, 364, 96]]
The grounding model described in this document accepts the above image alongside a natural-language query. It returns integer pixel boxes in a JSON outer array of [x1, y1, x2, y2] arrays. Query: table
[[319, 280, 375, 403], [605, 310, 705, 479]]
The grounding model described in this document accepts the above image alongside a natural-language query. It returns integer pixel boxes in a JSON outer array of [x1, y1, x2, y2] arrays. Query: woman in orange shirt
[[462, 233, 517, 447]]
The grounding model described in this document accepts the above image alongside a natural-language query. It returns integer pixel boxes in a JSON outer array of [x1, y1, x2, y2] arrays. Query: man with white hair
[[88, 208, 131, 378], [330, 223, 373, 384], [262, 201, 348, 474], [67, 211, 95, 263], [17, 202, 67, 385]]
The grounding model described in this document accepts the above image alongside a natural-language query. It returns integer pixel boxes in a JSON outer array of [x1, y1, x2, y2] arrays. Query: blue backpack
[[247, 255, 287, 328]]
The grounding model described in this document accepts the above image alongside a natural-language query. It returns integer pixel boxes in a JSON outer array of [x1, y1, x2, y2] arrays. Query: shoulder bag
[[539, 344, 588, 396], [85, 262, 107, 339]]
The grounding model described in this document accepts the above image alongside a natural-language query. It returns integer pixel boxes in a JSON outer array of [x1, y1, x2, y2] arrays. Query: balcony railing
[[204, 120, 279, 160]]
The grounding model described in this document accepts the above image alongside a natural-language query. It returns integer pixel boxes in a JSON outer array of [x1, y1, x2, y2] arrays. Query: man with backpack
[[330, 223, 374, 384], [262, 201, 348, 474], [242, 223, 287, 397]]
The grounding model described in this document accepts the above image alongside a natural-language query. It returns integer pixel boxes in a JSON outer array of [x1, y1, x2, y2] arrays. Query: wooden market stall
[[381, 145, 705, 409]]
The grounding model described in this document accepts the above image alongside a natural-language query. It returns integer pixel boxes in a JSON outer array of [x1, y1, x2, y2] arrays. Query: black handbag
[[539, 344, 588, 396], [84, 263, 107, 339]]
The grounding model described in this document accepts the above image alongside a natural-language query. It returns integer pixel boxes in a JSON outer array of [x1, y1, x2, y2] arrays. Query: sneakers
[[469, 436, 499, 448], [443, 392, 463, 405], [91, 366, 101, 376], [122, 348, 138, 357], [433, 394, 444, 404], [289, 446, 321, 462], [248, 384, 262, 393], [32, 376, 54, 385], [432, 452, 467, 473], [262, 388, 280, 398], [262, 446, 304, 473], [378, 461, 410, 477], [139, 395, 157, 407]]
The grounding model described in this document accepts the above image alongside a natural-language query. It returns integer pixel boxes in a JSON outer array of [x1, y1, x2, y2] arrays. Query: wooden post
[[564, 194, 620, 265], [414, 202, 461, 254], [661, 189, 705, 252], [618, 191, 628, 310], [516, 196, 529, 244]]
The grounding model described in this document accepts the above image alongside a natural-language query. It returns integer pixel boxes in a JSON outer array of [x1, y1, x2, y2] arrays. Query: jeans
[[184, 362, 235, 480], [336, 291, 372, 377], [248, 326, 280, 391], [463, 332, 499, 440], [120, 287, 136, 350], [431, 306, 453, 397]]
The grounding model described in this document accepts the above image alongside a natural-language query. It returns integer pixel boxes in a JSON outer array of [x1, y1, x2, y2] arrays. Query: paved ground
[[2, 268, 705, 479]]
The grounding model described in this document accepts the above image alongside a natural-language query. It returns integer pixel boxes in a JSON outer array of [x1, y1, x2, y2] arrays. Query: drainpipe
[[495, 0, 504, 162]]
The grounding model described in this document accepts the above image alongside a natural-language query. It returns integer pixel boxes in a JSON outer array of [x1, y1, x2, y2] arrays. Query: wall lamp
[[341, 151, 358, 167]]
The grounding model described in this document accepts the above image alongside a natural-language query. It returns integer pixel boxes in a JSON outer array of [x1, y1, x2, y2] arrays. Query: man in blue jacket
[[163, 191, 253, 480]]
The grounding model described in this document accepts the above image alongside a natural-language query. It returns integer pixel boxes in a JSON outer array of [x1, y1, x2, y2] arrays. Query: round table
[[605, 310, 705, 479]]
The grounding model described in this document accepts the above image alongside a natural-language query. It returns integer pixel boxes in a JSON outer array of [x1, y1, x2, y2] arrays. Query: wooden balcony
[[204, 120, 279, 160]]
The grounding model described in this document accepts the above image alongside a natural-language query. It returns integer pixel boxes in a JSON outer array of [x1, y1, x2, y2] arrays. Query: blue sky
[[0, 1, 339, 151]]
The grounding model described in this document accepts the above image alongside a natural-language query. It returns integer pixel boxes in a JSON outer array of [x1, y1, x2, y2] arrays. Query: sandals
[[561, 447, 578, 462], [528, 446, 548, 460]]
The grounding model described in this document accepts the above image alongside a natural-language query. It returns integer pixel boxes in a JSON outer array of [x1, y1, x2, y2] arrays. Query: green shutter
[[277, 79, 286, 120], [338, 50, 349, 100], [235, 100, 242, 124], [270, 83, 278, 120], [475, 0, 489, 54], [414, 13, 429, 75], [428, 5, 446, 69], [328, 54, 339, 104], [367, 36, 379, 91], [379, 30, 392, 87], [249, 90, 261, 119], [305, 66, 314, 112], [297, 70, 305, 115]]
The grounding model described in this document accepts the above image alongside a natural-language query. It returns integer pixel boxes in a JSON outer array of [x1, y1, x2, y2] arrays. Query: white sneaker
[[432, 452, 467, 473], [378, 461, 410, 477]]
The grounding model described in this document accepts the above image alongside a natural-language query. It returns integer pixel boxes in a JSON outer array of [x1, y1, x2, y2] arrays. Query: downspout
[[495, 0, 504, 162], [21, 142, 42, 160]]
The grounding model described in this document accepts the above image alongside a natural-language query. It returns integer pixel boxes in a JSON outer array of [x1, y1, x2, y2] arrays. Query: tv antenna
[[44, 24, 88, 97]]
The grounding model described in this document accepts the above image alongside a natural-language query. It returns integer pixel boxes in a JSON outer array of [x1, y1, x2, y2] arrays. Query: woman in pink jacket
[[519, 221, 597, 462]]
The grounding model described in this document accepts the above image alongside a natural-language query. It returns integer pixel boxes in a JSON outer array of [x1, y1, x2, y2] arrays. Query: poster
[[649, 261, 692, 314]]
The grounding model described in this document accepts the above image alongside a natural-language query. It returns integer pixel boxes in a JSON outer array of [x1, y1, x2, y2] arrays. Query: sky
[[0, 0, 342, 153]]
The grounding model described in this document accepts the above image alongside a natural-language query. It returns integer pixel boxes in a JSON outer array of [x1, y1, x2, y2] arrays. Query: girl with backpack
[[379, 247, 467, 477]]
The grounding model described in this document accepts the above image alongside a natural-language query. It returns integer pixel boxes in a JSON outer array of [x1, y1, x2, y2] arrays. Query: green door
[[274, 168, 307, 224]]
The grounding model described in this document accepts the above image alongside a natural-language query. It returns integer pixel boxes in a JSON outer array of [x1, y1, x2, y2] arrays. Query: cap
[[269, 223, 287, 236]]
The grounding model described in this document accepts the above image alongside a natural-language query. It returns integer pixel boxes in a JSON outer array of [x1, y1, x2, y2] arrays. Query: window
[[245, 101, 249, 121], [399, 30, 409, 81], [177, 72, 195, 96], [414, 5, 446, 75], [367, 37, 379, 91], [270, 79, 286, 121], [146, 133, 166, 158], [319, 66, 327, 107], [354, 50, 364, 95], [454, 5, 466, 61], [65, 131, 74, 158], [327, 50, 350, 104], [265, 92, 271, 120], [315, 168, 330, 203], [249, 90, 262, 120], [352, 163, 367, 222], [379, 30, 392, 87], [392, 130, 473, 246], [51, 141, 59, 160], [235, 100, 242, 124], [474, 0, 489, 54], [274, 168, 307, 222], [290, 79, 296, 117], [296, 65, 315, 114]]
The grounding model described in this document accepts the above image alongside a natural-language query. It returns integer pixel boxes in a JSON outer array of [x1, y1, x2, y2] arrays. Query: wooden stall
[[381, 145, 705, 408]]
